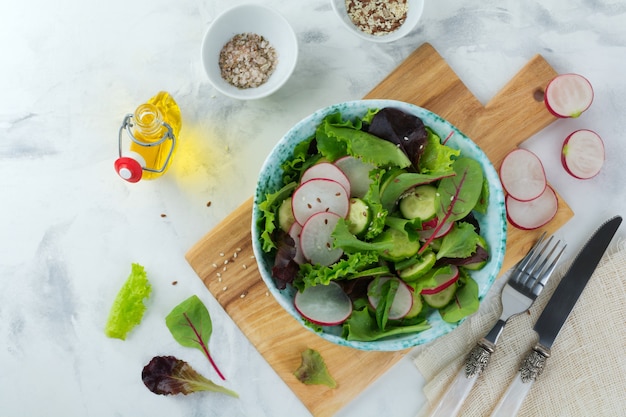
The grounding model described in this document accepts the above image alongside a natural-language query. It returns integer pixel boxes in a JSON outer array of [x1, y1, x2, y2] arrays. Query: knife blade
[[490, 215, 622, 417]]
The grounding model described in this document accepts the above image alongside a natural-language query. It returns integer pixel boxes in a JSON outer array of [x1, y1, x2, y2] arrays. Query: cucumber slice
[[398, 251, 436, 282], [346, 197, 371, 236], [399, 185, 438, 220], [278, 197, 295, 232], [405, 291, 424, 319], [422, 284, 457, 308]]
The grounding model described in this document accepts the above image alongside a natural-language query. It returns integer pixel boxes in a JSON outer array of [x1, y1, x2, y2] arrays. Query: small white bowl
[[331, 0, 424, 43], [201, 4, 298, 100]]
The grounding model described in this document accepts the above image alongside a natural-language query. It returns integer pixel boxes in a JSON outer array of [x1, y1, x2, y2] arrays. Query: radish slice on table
[[294, 281, 353, 326], [288, 222, 305, 264], [291, 178, 350, 225], [367, 277, 414, 320], [334, 156, 376, 198], [562, 129, 605, 179], [499, 148, 547, 201], [544, 73, 594, 118], [300, 212, 344, 266], [506, 186, 558, 230], [301, 163, 351, 196]]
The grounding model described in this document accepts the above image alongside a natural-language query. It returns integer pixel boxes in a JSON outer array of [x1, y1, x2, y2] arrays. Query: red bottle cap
[[114, 157, 143, 183]]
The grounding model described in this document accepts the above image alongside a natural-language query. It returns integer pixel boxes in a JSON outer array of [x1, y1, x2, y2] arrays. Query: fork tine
[[531, 241, 566, 296]]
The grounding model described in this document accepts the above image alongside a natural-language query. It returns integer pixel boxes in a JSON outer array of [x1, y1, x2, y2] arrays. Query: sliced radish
[[418, 220, 453, 241], [301, 162, 351, 196], [291, 178, 350, 225], [544, 73, 594, 118], [300, 212, 344, 266], [334, 156, 376, 198], [288, 222, 305, 264], [420, 266, 460, 295], [506, 186, 558, 230], [367, 277, 414, 320], [499, 148, 547, 201], [294, 281, 353, 326], [562, 129, 605, 179]]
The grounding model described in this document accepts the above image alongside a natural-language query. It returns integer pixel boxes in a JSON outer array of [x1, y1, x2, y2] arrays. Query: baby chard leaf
[[294, 348, 337, 388], [142, 356, 238, 397], [166, 295, 226, 380]]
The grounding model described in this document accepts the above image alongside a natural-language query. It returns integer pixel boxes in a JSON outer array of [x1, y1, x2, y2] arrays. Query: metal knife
[[490, 215, 622, 417]]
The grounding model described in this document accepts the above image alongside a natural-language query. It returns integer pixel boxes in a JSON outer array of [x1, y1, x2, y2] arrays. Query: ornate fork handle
[[490, 344, 551, 417], [426, 335, 499, 417]]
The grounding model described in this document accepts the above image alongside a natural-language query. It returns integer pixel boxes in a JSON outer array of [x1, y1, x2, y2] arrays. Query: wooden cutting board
[[185, 43, 573, 417]]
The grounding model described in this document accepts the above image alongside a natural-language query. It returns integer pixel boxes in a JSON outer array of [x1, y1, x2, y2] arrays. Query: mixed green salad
[[257, 107, 490, 342]]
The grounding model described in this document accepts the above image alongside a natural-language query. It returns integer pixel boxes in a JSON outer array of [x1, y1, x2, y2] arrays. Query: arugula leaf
[[142, 356, 238, 397], [342, 305, 430, 342], [165, 295, 225, 380], [293, 348, 337, 388], [105, 263, 152, 340], [439, 274, 479, 323], [436, 222, 481, 260]]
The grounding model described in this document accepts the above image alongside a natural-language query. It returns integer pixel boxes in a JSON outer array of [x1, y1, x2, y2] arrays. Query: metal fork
[[426, 233, 565, 417]]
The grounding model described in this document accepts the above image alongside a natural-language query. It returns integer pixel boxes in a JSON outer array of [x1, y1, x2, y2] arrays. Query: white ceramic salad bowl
[[251, 99, 507, 351]]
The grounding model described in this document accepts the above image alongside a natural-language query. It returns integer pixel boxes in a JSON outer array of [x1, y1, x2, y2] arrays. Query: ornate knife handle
[[490, 344, 551, 417], [426, 339, 496, 417]]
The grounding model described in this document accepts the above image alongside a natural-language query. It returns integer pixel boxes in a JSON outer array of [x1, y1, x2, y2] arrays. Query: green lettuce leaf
[[436, 222, 482, 259], [439, 274, 479, 323], [419, 128, 460, 173], [295, 250, 385, 290], [316, 113, 412, 167], [342, 305, 430, 342], [257, 182, 297, 252], [105, 263, 152, 340]]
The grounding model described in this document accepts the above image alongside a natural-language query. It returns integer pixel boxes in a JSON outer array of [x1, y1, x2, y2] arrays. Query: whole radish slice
[[300, 212, 344, 266], [544, 73, 594, 118], [291, 178, 350, 225], [334, 156, 376, 198], [562, 129, 605, 179], [288, 222, 305, 264], [506, 186, 558, 230], [294, 281, 353, 326], [301, 162, 351, 196], [367, 277, 414, 320], [499, 148, 547, 201]]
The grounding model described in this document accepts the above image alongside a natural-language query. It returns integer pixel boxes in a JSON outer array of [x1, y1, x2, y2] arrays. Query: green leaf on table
[[105, 263, 152, 340], [293, 348, 337, 388], [142, 356, 238, 397], [166, 295, 226, 380]]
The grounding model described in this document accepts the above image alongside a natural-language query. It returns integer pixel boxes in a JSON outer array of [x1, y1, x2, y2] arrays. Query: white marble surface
[[1, 1, 625, 416]]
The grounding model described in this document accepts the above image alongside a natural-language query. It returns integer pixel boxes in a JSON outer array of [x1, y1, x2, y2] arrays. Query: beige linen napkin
[[413, 239, 626, 417]]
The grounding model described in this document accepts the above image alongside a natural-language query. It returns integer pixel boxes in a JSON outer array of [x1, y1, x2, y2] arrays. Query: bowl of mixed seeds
[[201, 4, 298, 100], [331, 0, 424, 43]]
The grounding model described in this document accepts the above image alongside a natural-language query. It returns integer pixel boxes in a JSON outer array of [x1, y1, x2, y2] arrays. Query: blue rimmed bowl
[[251, 99, 507, 351]]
